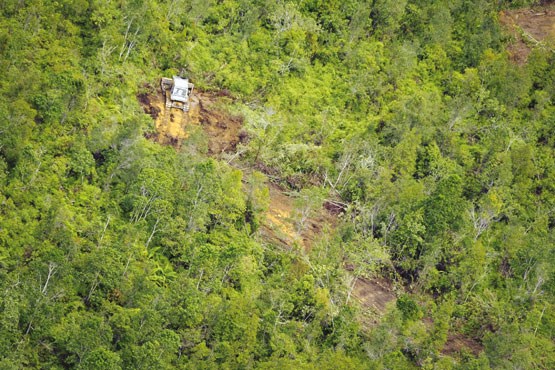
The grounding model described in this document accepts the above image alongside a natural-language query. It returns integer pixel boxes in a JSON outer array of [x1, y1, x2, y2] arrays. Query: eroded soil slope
[[139, 88, 243, 154], [500, 5, 555, 64], [259, 182, 336, 253], [442, 333, 483, 357], [138, 84, 399, 328]]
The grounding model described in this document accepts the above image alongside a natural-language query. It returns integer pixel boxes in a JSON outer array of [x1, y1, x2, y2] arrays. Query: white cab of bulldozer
[[161, 76, 195, 112], [170, 76, 190, 103]]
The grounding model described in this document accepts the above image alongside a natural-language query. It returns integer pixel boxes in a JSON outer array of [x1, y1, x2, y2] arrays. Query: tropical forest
[[1, 0, 555, 368]]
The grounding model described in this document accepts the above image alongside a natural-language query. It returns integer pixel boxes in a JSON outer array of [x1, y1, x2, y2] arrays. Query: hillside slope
[[1, 1, 555, 369]]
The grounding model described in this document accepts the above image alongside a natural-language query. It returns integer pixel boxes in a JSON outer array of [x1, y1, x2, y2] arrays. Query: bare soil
[[258, 183, 299, 250], [198, 95, 244, 155], [500, 5, 555, 64], [259, 182, 335, 252], [139, 87, 243, 154], [138, 90, 198, 146], [353, 277, 396, 313], [442, 333, 483, 357], [139, 85, 397, 323], [259, 183, 396, 322], [260, 182, 397, 322]]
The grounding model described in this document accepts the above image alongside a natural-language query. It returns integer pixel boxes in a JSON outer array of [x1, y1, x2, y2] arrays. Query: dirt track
[[139, 83, 398, 329]]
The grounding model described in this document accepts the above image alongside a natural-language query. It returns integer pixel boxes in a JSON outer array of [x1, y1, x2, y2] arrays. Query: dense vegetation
[[1, 0, 555, 368]]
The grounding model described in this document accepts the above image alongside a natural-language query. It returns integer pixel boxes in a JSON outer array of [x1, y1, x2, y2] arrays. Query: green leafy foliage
[[0, 0, 554, 368]]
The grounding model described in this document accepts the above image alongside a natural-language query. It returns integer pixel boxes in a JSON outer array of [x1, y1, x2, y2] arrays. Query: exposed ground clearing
[[442, 333, 483, 357], [139, 86, 398, 324], [138, 88, 243, 154], [259, 182, 337, 253], [500, 5, 555, 64], [349, 277, 396, 327], [352, 277, 396, 313]]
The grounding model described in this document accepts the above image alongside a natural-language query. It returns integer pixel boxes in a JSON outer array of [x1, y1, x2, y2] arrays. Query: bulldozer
[[161, 76, 194, 112]]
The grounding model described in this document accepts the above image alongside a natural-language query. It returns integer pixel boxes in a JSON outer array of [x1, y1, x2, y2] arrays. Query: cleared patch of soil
[[348, 276, 397, 328], [139, 84, 397, 324], [138, 90, 200, 146], [259, 182, 396, 323], [138, 86, 243, 154], [259, 182, 398, 326], [198, 95, 244, 155], [352, 277, 396, 313], [259, 182, 336, 252], [500, 5, 555, 64], [259, 183, 301, 250], [442, 333, 483, 357]]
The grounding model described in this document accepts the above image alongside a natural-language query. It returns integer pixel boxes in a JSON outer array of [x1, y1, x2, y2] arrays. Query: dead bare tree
[[41, 262, 58, 295], [119, 17, 141, 62]]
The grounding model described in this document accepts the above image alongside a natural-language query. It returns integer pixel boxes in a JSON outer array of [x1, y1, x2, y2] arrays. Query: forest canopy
[[1, 0, 555, 368]]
